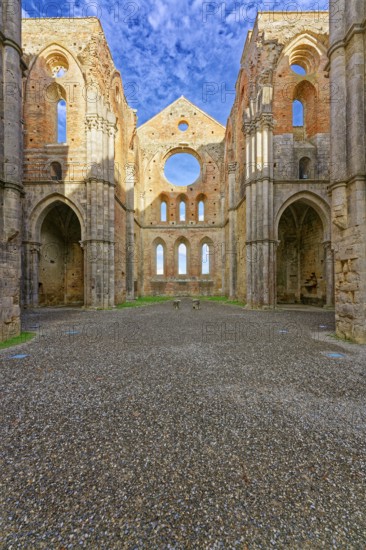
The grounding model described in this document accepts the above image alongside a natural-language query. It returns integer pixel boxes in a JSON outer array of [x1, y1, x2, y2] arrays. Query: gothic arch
[[199, 236, 214, 275], [25, 42, 84, 83], [280, 32, 327, 74], [174, 236, 190, 275], [275, 192, 331, 242], [152, 237, 167, 275], [29, 193, 86, 243]]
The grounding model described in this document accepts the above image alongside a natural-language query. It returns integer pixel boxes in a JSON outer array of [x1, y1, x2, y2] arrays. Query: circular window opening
[[45, 53, 69, 78], [291, 64, 307, 76], [178, 121, 189, 132], [164, 153, 201, 186]]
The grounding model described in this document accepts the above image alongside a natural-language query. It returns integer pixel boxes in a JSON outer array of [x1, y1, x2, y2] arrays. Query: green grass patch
[[116, 296, 172, 309], [116, 295, 246, 309], [0, 332, 36, 350], [199, 296, 246, 307], [329, 332, 358, 345]]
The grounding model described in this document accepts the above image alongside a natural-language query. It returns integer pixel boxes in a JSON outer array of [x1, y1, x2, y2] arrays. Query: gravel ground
[[0, 301, 365, 549]]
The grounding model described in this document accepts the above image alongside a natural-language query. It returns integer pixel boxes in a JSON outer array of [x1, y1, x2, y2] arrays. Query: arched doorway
[[276, 201, 328, 306], [39, 202, 84, 306]]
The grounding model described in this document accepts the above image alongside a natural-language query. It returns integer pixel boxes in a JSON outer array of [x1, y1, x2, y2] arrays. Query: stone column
[[23, 242, 41, 307], [329, 0, 366, 343], [108, 122, 117, 308], [244, 110, 275, 310], [261, 113, 275, 309], [243, 121, 252, 307], [228, 162, 237, 299], [0, 0, 23, 341], [125, 162, 135, 301], [323, 241, 335, 308]]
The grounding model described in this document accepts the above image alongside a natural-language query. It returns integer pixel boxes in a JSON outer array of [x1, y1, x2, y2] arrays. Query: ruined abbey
[[1, 1, 366, 343]]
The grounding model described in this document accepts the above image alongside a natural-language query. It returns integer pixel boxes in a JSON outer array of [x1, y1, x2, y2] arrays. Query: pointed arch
[[293, 80, 318, 136], [153, 237, 167, 276], [197, 193, 207, 222], [199, 237, 214, 276], [275, 192, 331, 242], [159, 193, 169, 222], [177, 194, 188, 222], [29, 193, 86, 243], [175, 237, 190, 276], [280, 32, 327, 75], [292, 99, 304, 127], [25, 42, 84, 83], [57, 98, 67, 142]]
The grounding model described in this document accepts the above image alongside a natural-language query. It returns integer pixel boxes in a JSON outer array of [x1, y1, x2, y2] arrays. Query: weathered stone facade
[[135, 97, 225, 297], [0, 1, 23, 341], [21, 18, 136, 309], [2, 8, 366, 345], [225, 11, 333, 309], [329, 1, 366, 343]]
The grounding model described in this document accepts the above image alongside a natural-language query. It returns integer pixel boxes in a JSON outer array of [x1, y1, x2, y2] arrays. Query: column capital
[[85, 115, 98, 131], [107, 122, 118, 136], [260, 113, 274, 129], [228, 162, 238, 174]]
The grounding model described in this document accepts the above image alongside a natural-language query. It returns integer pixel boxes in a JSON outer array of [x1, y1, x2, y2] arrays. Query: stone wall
[[0, 0, 23, 342], [21, 18, 136, 309], [225, 11, 332, 309], [136, 97, 225, 297], [329, 1, 366, 343]]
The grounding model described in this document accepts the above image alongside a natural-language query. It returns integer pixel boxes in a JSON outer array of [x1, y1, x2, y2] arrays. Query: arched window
[[299, 157, 311, 180], [293, 100, 304, 127], [179, 201, 186, 221], [198, 200, 205, 221], [57, 99, 67, 143], [156, 244, 164, 275], [178, 243, 187, 275], [161, 201, 167, 222], [50, 162, 62, 181], [202, 244, 210, 274]]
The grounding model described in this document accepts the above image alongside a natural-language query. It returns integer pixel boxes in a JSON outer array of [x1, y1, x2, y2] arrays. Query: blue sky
[[165, 153, 201, 186], [22, 0, 328, 126]]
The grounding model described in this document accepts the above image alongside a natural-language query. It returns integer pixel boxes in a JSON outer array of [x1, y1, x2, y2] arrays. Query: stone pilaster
[[245, 111, 275, 309], [329, 0, 366, 342], [228, 162, 237, 299], [84, 111, 116, 309], [323, 241, 335, 308], [125, 162, 135, 301], [0, 0, 23, 341]]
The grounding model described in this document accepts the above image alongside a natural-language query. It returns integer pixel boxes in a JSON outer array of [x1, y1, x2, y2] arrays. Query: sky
[[22, 0, 329, 127]]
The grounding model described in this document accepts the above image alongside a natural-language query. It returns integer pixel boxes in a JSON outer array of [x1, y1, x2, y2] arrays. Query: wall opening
[[291, 64, 307, 75], [50, 162, 62, 181], [178, 121, 189, 132], [202, 244, 210, 275], [179, 200, 186, 221], [45, 52, 69, 78], [57, 99, 67, 143], [293, 100, 304, 127], [198, 200, 205, 221], [39, 202, 84, 306], [161, 201, 167, 222], [293, 81, 318, 138], [299, 157, 311, 179], [164, 153, 201, 186], [276, 201, 326, 306], [178, 243, 187, 275], [156, 244, 164, 275]]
